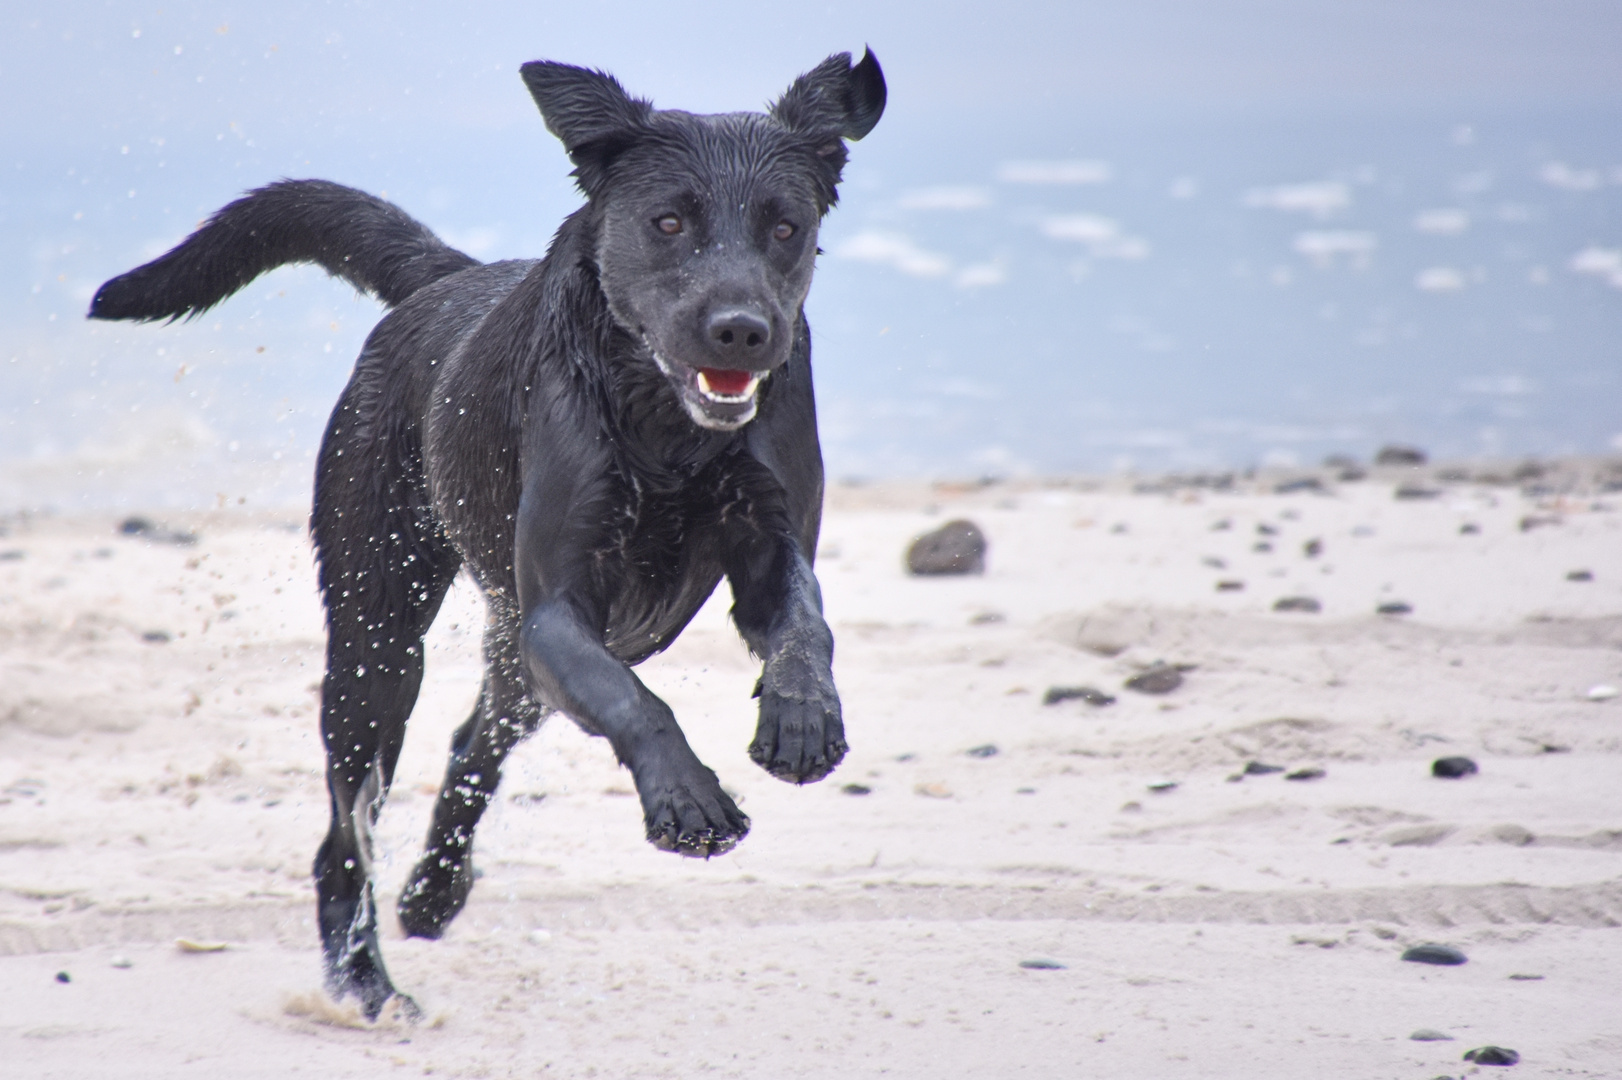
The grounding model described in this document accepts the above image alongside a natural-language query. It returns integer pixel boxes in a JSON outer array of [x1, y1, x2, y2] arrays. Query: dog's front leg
[[519, 600, 751, 856], [728, 537, 844, 784]]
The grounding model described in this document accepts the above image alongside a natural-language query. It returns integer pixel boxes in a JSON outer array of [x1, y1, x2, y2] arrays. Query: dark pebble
[[905, 519, 987, 576], [1463, 1046, 1519, 1066], [969, 610, 1006, 624], [1124, 664, 1183, 695], [1256, 523, 1279, 536], [55, 971, 70, 983], [1410, 1029, 1455, 1041], [1284, 767, 1325, 781], [141, 630, 172, 644], [1460, 522, 1481, 534], [1253, 541, 1273, 553], [1567, 569, 1593, 582], [1275, 477, 1325, 495], [117, 516, 199, 546], [1243, 761, 1285, 775], [1432, 756, 1478, 779], [965, 744, 999, 759], [1043, 685, 1116, 707], [1147, 780, 1179, 793], [0, 549, 23, 561], [840, 783, 872, 796], [1395, 485, 1442, 500], [1375, 444, 1427, 466], [1216, 579, 1245, 592], [1018, 958, 1067, 970], [1402, 943, 1468, 966], [1376, 601, 1413, 616], [1273, 596, 1322, 613], [1507, 973, 1544, 981], [1303, 538, 1323, 558]]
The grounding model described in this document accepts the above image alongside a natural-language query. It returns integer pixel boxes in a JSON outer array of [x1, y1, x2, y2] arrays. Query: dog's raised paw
[[397, 847, 475, 940], [639, 768, 750, 858], [750, 689, 846, 784]]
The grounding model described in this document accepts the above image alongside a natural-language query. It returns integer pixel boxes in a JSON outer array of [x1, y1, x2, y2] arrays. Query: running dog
[[90, 50, 886, 1019]]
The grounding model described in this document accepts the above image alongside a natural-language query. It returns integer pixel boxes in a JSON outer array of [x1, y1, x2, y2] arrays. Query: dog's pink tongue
[[700, 368, 752, 396]]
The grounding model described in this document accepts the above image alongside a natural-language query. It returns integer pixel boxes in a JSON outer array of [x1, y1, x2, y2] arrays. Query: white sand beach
[[2, 462, 1620, 1078]]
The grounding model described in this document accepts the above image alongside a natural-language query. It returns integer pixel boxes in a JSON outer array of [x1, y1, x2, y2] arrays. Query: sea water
[[4, 107, 1620, 510]]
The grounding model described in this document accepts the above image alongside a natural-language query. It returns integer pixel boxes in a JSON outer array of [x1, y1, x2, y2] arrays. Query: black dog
[[89, 50, 885, 1019]]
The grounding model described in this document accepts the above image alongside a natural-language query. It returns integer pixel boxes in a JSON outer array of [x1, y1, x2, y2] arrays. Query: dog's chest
[[598, 479, 728, 661]]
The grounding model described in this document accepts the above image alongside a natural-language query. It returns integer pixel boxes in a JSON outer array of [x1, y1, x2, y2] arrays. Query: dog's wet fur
[[90, 51, 885, 1020]]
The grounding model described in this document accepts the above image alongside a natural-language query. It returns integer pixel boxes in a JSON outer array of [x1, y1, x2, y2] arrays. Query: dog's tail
[[88, 180, 478, 323]]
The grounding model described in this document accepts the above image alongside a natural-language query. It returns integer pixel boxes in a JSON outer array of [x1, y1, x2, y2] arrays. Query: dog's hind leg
[[398, 610, 546, 940], [310, 400, 460, 1021]]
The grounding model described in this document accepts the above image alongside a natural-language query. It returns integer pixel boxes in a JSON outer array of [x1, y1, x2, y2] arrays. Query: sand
[[2, 464, 1620, 1078]]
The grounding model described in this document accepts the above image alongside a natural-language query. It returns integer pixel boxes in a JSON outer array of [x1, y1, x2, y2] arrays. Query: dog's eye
[[773, 221, 796, 241], [655, 214, 683, 235]]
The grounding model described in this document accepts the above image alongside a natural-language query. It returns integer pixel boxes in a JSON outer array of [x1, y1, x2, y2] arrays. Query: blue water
[[4, 104, 1620, 509]]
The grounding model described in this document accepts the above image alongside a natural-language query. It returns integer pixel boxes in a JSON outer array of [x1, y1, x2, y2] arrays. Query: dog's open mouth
[[696, 367, 760, 402], [650, 347, 768, 430]]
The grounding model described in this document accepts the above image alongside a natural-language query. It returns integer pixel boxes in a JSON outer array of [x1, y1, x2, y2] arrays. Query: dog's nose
[[706, 308, 771, 358]]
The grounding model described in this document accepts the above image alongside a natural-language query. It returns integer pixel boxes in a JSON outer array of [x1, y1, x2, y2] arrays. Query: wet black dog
[[89, 50, 885, 1019]]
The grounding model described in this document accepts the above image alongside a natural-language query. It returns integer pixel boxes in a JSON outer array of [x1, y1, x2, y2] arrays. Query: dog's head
[[521, 51, 885, 431]]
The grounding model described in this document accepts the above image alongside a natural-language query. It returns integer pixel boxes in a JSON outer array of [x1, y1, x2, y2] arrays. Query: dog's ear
[[520, 61, 652, 196], [771, 49, 887, 144]]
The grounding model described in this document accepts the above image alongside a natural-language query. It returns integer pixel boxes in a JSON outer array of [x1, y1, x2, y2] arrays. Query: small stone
[[1303, 538, 1323, 558], [969, 610, 1006, 624], [55, 971, 70, 984], [1015, 787, 1036, 794], [1395, 485, 1442, 500], [529, 929, 552, 944], [141, 630, 172, 644], [111, 957, 132, 969], [905, 519, 987, 576], [1432, 756, 1478, 778], [1460, 522, 1482, 535], [1410, 1029, 1455, 1041], [841, 783, 872, 796], [914, 782, 952, 799], [0, 549, 24, 561], [964, 744, 999, 759], [1253, 541, 1273, 553], [1243, 761, 1285, 775], [1566, 569, 1594, 582], [1275, 477, 1325, 495], [1215, 579, 1245, 592], [1285, 767, 1325, 781], [1018, 958, 1066, 970], [1202, 556, 1227, 569], [1273, 596, 1321, 613], [1586, 684, 1618, 702], [1507, 973, 1544, 981], [1375, 444, 1427, 466], [1462, 1046, 1519, 1066], [1124, 664, 1183, 695], [1043, 685, 1116, 707], [1257, 523, 1279, 536], [1402, 943, 1468, 966], [1376, 601, 1413, 616], [1147, 780, 1179, 793]]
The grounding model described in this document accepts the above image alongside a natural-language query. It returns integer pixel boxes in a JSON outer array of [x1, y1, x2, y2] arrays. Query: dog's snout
[[707, 308, 771, 358]]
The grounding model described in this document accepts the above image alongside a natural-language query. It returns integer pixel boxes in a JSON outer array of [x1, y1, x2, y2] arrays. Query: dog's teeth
[[696, 370, 759, 402]]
